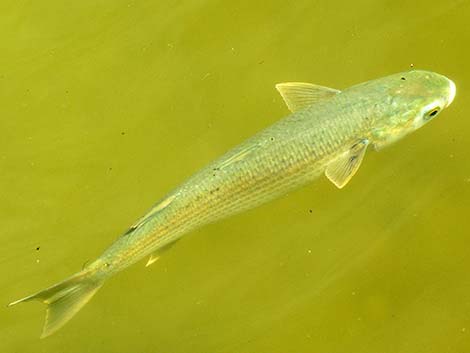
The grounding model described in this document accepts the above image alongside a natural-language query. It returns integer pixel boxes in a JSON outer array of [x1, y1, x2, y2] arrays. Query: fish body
[[9, 70, 456, 337], [99, 83, 368, 273]]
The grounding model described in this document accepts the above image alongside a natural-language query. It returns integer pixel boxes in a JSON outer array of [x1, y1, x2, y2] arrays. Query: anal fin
[[145, 240, 179, 267], [146, 254, 160, 267]]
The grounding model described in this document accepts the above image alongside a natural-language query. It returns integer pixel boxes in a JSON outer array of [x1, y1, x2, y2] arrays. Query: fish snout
[[447, 79, 456, 107]]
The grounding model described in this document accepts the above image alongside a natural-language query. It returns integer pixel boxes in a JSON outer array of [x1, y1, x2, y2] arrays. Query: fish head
[[371, 70, 456, 150]]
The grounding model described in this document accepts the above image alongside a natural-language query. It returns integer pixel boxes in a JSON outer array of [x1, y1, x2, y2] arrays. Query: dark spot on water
[[121, 131, 126, 135], [36, 246, 40, 251], [216, 187, 220, 191], [309, 209, 313, 214], [270, 137, 275, 141], [401, 77, 406, 80]]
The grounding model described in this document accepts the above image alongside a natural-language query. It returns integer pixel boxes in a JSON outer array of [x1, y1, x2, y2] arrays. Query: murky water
[[2, 1, 469, 352]]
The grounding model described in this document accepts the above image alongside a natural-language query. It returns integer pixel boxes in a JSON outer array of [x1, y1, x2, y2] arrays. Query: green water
[[2, 1, 469, 352]]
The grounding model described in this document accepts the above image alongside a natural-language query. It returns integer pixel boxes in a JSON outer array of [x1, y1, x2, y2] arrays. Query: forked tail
[[8, 270, 103, 338]]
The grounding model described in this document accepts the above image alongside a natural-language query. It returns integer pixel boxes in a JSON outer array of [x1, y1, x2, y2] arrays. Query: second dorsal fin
[[275, 82, 340, 112]]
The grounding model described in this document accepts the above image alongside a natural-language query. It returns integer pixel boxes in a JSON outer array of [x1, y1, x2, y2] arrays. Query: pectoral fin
[[275, 82, 340, 112], [145, 240, 179, 267], [325, 139, 369, 188]]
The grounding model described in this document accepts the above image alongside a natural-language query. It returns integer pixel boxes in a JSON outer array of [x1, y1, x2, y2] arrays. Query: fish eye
[[423, 106, 440, 121]]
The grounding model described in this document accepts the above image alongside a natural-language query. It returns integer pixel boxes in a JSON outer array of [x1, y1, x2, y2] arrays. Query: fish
[[8, 69, 456, 337]]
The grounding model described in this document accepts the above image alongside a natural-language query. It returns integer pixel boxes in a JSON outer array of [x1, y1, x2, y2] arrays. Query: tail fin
[[8, 270, 103, 338]]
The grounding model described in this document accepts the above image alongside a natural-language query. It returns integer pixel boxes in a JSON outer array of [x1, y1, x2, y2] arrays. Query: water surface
[[2, 1, 470, 352]]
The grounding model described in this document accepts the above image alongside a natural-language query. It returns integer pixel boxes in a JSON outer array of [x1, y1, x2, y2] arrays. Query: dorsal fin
[[275, 82, 340, 112], [124, 194, 177, 236]]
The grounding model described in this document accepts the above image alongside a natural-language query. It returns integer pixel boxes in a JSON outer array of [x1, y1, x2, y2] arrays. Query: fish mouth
[[447, 79, 456, 107]]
